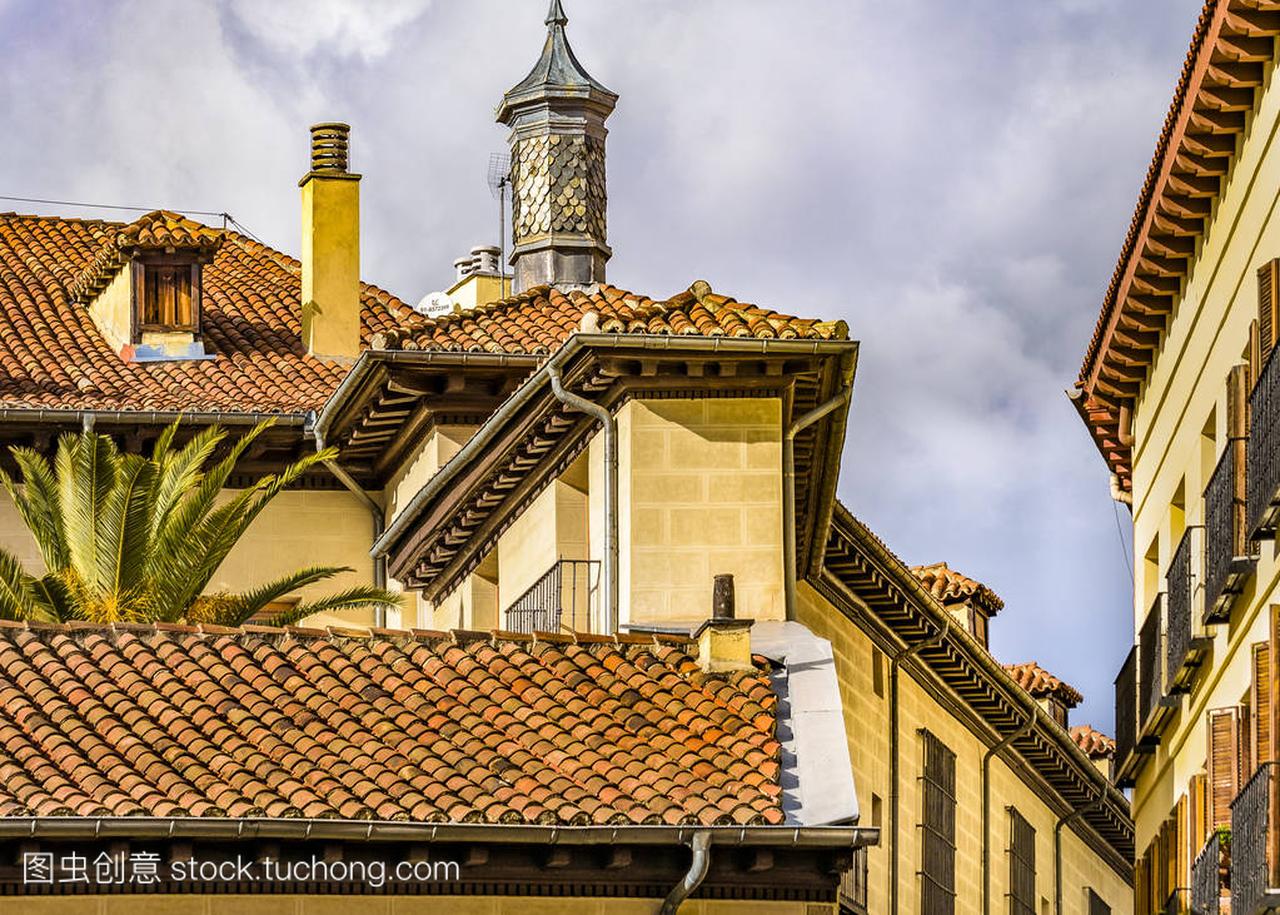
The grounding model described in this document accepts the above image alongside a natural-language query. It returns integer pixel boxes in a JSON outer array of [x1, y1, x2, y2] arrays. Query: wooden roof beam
[[1131, 273, 1182, 295], [1113, 327, 1161, 350], [1172, 151, 1230, 175], [1200, 85, 1257, 109], [1166, 171, 1221, 196], [1223, 9, 1280, 35], [1123, 299, 1172, 323], [1135, 253, 1185, 276], [1183, 132, 1238, 156], [1217, 34, 1275, 60], [1096, 377, 1141, 400], [1151, 210, 1203, 236], [1146, 233, 1197, 257], [1159, 194, 1213, 217], [1189, 106, 1249, 132], [1204, 61, 1266, 88]]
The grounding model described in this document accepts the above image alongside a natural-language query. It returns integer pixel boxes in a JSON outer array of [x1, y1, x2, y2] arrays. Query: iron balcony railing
[[1114, 645, 1138, 786], [1140, 595, 1167, 729], [1231, 761, 1280, 915], [503, 559, 601, 635], [1166, 528, 1210, 694], [838, 846, 869, 914], [1247, 346, 1280, 539], [1204, 443, 1255, 623], [1191, 830, 1229, 915]]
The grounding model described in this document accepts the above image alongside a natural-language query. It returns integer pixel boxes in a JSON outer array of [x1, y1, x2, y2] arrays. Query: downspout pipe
[[548, 364, 618, 633], [889, 620, 950, 915], [1055, 789, 1104, 915], [982, 711, 1036, 915], [660, 830, 711, 915], [783, 379, 853, 619], [314, 429, 388, 627]]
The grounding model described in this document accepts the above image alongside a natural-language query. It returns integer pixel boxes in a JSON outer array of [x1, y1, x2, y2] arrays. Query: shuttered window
[[136, 260, 198, 331], [1259, 259, 1280, 373], [1189, 772, 1209, 860], [919, 730, 956, 914], [1007, 807, 1035, 915], [1086, 888, 1110, 915], [1207, 707, 1244, 829], [1255, 642, 1273, 767]]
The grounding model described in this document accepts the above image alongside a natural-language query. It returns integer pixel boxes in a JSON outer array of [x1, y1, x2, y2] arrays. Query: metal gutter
[[889, 619, 949, 915], [783, 364, 853, 619], [372, 334, 858, 562], [0, 817, 877, 848], [0, 408, 307, 427], [983, 712, 1035, 915], [548, 364, 618, 632], [1055, 788, 1104, 915]]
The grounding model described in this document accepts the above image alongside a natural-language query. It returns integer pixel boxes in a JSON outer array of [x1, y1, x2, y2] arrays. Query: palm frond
[[218, 565, 353, 622], [0, 549, 40, 621], [1, 447, 67, 570], [254, 586, 403, 629], [95, 454, 157, 597], [57, 432, 118, 591]]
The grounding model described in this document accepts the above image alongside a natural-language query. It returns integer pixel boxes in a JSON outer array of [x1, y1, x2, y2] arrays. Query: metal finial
[[545, 0, 568, 27]]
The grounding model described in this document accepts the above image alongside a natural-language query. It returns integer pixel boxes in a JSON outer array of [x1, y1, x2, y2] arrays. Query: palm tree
[[0, 422, 399, 627]]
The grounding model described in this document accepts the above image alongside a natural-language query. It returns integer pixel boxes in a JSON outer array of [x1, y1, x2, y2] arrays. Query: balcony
[[1114, 645, 1139, 786], [838, 846, 869, 914], [1231, 762, 1280, 915], [503, 559, 600, 634], [1247, 346, 1280, 539], [1204, 443, 1255, 623], [1140, 595, 1178, 739], [1166, 529, 1211, 694], [1191, 830, 1229, 915]]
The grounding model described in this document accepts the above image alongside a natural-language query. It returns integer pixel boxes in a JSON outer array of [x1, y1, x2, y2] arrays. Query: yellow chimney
[[300, 122, 361, 359]]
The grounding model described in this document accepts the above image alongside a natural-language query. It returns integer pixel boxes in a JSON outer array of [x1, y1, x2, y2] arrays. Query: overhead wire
[[0, 193, 270, 246]]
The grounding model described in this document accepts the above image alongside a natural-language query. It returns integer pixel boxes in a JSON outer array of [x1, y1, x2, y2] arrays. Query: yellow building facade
[[1073, 1, 1280, 911]]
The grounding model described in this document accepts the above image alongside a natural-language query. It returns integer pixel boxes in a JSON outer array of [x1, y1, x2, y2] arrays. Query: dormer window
[[136, 257, 199, 333], [71, 210, 221, 362]]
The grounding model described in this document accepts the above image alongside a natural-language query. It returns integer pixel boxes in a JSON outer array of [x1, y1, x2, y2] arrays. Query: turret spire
[[497, 1, 618, 293]]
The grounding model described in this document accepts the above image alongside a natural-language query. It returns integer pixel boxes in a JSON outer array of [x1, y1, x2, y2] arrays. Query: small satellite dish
[[415, 290, 455, 318]]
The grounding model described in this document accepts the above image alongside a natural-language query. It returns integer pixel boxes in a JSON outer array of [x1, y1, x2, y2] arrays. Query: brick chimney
[[497, 0, 617, 293], [299, 122, 361, 359]]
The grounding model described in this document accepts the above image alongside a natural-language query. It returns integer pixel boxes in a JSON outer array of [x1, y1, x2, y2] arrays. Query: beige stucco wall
[[1124, 51, 1280, 854], [496, 479, 590, 625], [796, 581, 1130, 914], [87, 267, 133, 353], [608, 397, 784, 626], [0, 896, 826, 914]]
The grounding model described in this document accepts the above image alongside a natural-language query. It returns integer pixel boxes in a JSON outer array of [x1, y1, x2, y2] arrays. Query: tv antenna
[[487, 152, 512, 288]]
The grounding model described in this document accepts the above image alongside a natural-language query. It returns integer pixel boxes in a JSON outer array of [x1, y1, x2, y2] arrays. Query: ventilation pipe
[[548, 365, 618, 632]]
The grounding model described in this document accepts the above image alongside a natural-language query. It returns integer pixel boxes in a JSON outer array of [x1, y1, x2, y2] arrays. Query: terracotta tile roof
[[0, 213, 414, 413], [370, 280, 849, 354], [908, 561, 1004, 615], [1003, 661, 1084, 709], [1070, 724, 1117, 761], [0, 622, 784, 826], [0, 214, 840, 415]]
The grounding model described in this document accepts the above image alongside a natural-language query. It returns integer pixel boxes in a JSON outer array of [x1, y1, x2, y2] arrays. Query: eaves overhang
[[1076, 0, 1280, 491], [818, 502, 1134, 875], [374, 334, 858, 600]]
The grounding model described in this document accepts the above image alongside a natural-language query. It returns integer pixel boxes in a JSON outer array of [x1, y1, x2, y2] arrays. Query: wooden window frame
[[1007, 806, 1035, 915], [918, 729, 957, 915], [131, 255, 202, 338]]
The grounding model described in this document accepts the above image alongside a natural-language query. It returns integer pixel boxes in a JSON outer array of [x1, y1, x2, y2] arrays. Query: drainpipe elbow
[[660, 831, 712, 915]]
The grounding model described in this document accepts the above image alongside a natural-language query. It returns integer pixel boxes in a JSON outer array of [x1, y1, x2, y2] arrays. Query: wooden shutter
[[1175, 795, 1189, 890], [1134, 853, 1150, 915], [1260, 259, 1280, 370], [1189, 772, 1209, 855], [1255, 642, 1274, 767], [920, 730, 956, 914], [1008, 808, 1036, 915], [1207, 707, 1243, 829]]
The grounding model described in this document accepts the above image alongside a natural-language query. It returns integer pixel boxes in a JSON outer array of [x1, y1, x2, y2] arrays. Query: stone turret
[[497, 0, 617, 293]]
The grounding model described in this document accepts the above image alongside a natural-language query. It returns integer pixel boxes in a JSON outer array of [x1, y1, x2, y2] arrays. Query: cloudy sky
[[0, 0, 1205, 730]]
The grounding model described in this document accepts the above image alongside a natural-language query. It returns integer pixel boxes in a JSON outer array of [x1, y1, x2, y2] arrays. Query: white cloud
[[225, 0, 434, 62]]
